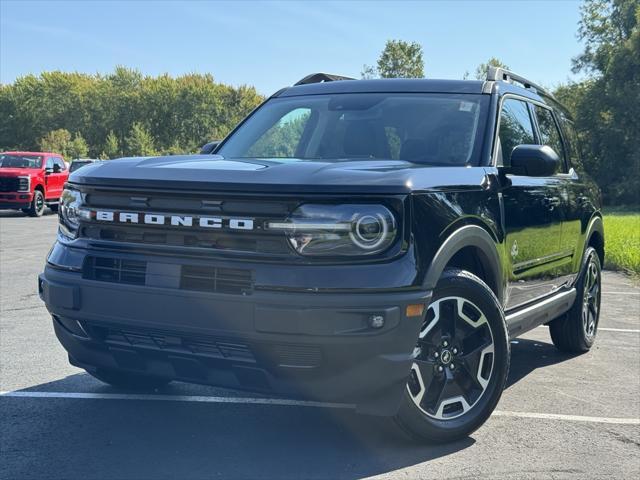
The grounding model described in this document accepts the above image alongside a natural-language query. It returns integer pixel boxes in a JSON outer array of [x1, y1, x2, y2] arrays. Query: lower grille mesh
[[83, 256, 253, 295]]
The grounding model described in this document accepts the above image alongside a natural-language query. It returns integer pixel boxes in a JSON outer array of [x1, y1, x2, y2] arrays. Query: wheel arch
[[585, 214, 605, 266], [423, 225, 504, 305]]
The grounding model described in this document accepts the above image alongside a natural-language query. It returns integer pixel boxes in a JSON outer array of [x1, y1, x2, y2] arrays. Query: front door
[[497, 98, 566, 310]]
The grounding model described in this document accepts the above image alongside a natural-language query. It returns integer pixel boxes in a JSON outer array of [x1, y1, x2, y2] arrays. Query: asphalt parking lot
[[1, 210, 639, 480]]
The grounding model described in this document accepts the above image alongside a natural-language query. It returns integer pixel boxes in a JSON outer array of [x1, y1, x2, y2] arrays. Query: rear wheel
[[549, 247, 602, 353], [28, 190, 45, 217], [394, 269, 510, 443], [87, 368, 171, 390]]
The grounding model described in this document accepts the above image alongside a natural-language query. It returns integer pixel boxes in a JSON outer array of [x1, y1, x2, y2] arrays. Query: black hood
[[69, 154, 488, 194]]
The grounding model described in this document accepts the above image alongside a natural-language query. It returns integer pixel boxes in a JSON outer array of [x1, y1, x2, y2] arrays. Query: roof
[[1, 151, 62, 156], [276, 78, 487, 97]]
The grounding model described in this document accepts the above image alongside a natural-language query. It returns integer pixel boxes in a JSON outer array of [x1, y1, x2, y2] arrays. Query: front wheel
[[394, 269, 510, 443], [27, 190, 45, 217]]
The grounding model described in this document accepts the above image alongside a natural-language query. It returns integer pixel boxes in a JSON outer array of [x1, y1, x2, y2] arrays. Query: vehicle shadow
[[4, 373, 474, 480], [3, 336, 575, 480], [506, 335, 578, 389]]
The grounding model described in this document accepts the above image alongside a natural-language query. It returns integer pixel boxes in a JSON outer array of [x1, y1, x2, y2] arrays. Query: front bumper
[[0, 192, 32, 209], [39, 261, 430, 416]]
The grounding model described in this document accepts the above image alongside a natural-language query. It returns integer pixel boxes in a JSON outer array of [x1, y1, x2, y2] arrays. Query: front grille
[[83, 256, 253, 295], [181, 265, 253, 295], [0, 177, 19, 192], [92, 324, 256, 363], [81, 225, 288, 254], [79, 189, 297, 256], [85, 257, 147, 285], [83, 323, 323, 368]]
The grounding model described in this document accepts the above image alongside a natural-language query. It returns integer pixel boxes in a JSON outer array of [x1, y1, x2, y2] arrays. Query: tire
[[87, 368, 171, 390], [549, 247, 602, 353], [28, 190, 45, 217], [393, 269, 510, 443]]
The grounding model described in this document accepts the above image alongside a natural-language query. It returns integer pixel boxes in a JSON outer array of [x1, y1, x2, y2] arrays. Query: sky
[[0, 0, 586, 95]]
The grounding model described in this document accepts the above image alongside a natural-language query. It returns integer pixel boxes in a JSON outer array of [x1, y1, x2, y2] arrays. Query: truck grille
[[84, 256, 253, 295], [92, 324, 257, 363], [0, 177, 19, 192], [82, 322, 323, 368], [181, 265, 253, 295], [85, 257, 147, 285], [79, 189, 297, 256]]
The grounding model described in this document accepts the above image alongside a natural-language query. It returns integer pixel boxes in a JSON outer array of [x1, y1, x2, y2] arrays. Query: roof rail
[[486, 66, 551, 97], [294, 73, 355, 86]]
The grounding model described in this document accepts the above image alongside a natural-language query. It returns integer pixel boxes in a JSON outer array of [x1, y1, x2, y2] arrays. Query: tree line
[[0, 68, 263, 159]]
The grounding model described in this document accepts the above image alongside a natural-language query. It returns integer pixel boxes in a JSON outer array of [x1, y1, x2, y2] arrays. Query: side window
[[498, 98, 535, 164], [534, 106, 566, 172], [45, 157, 55, 170], [53, 157, 66, 171], [247, 108, 311, 158], [558, 115, 584, 172]]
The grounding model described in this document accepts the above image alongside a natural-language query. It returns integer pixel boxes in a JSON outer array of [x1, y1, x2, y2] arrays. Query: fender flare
[[423, 225, 504, 304], [584, 214, 604, 261]]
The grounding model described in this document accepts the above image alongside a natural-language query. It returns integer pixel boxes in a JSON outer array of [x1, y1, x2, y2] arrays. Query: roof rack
[[486, 66, 551, 97], [294, 73, 355, 86]]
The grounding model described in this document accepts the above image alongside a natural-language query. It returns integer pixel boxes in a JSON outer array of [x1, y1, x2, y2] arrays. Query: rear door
[[531, 105, 577, 286], [497, 97, 565, 310]]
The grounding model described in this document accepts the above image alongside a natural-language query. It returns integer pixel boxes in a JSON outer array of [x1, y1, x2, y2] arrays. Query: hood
[[0, 168, 39, 176], [69, 154, 488, 194]]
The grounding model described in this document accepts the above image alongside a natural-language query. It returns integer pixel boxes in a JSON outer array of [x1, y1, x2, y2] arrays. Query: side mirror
[[200, 141, 220, 154], [52, 164, 62, 173], [508, 145, 560, 177]]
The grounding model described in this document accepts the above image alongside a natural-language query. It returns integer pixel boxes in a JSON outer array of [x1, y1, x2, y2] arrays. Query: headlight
[[268, 204, 398, 256], [17, 176, 30, 192], [59, 188, 88, 239]]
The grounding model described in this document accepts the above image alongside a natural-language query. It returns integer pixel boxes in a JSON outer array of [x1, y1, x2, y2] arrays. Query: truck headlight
[[17, 176, 30, 192], [59, 188, 88, 239], [268, 204, 398, 256]]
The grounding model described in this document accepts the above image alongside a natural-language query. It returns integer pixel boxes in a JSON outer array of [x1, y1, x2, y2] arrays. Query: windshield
[[217, 93, 488, 166], [0, 154, 43, 169]]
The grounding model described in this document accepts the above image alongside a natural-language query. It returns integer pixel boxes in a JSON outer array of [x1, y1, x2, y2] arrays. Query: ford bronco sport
[[0, 151, 69, 216], [39, 69, 604, 442]]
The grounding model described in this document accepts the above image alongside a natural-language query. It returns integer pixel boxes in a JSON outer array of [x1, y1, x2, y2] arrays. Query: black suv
[[39, 69, 604, 442]]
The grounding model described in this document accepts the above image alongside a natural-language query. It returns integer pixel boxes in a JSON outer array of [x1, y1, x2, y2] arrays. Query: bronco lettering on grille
[[92, 210, 255, 230]]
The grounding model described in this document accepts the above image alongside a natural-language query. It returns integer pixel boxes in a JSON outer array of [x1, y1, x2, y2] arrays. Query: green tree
[[125, 122, 157, 156], [363, 40, 425, 79], [68, 133, 89, 159], [101, 131, 120, 159], [39, 128, 72, 157], [555, 0, 639, 205], [0, 68, 263, 159], [474, 57, 510, 80]]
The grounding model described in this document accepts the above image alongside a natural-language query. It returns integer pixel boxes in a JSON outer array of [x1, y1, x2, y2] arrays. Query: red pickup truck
[[0, 151, 69, 217]]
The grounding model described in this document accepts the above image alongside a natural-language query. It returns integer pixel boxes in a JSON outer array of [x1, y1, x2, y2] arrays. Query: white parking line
[[1, 390, 639, 425], [536, 326, 640, 333], [598, 327, 640, 333], [0, 390, 353, 409], [492, 410, 639, 425]]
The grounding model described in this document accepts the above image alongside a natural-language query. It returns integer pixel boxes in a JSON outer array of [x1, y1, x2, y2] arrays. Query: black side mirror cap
[[508, 145, 560, 177], [52, 164, 62, 173]]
